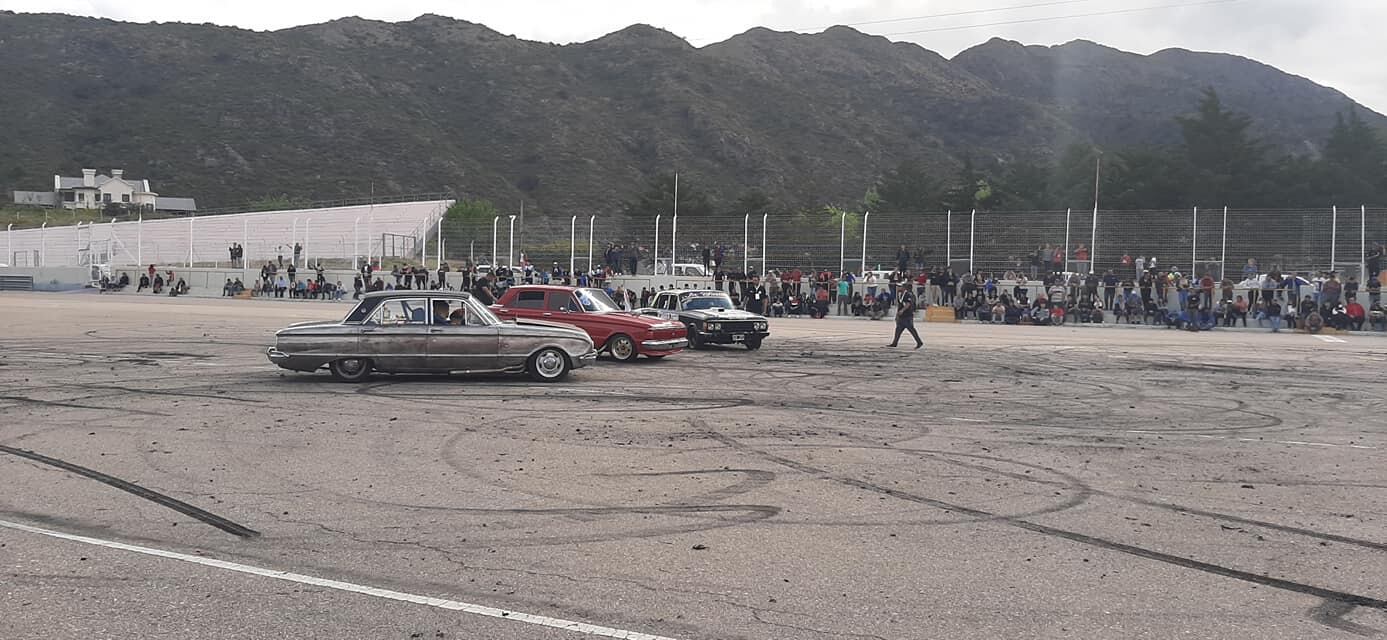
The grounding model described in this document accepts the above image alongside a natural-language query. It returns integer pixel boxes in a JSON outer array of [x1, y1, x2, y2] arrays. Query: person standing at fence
[[1074, 244, 1090, 274], [837, 276, 851, 316], [1367, 243, 1383, 281], [887, 287, 923, 349], [1102, 270, 1118, 309]]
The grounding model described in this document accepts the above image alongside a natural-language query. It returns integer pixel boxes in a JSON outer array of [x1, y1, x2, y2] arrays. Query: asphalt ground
[[1, 292, 1385, 640]]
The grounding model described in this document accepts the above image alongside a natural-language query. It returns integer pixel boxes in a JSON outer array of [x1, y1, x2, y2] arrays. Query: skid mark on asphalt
[[0, 519, 681, 640], [1126, 430, 1378, 450], [711, 434, 1387, 614]]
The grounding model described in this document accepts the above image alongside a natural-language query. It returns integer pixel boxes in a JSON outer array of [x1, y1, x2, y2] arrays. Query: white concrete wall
[[3, 200, 450, 268]]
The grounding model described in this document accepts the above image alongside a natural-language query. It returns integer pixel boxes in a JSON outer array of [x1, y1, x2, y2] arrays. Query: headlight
[[706, 322, 720, 331], [756, 322, 768, 331]]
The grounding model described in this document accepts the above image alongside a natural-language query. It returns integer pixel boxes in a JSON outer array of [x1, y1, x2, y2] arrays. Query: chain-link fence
[[434, 206, 1387, 281]]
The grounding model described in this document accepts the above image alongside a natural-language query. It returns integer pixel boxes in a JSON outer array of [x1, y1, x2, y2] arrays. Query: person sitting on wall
[[152, 273, 165, 294]]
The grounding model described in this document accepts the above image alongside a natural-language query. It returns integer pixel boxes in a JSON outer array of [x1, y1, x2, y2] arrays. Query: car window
[[547, 293, 578, 312], [343, 298, 381, 324], [512, 291, 546, 309], [377, 298, 431, 325]]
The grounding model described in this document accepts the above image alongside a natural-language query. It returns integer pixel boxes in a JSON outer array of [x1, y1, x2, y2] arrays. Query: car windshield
[[576, 288, 622, 312], [682, 293, 735, 310], [465, 298, 501, 325]]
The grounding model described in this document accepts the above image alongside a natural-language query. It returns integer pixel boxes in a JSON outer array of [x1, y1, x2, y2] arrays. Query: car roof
[[506, 284, 578, 292], [362, 290, 471, 300]]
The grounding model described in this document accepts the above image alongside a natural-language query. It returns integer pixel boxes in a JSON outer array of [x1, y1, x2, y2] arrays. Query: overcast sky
[[4, 0, 1384, 112]]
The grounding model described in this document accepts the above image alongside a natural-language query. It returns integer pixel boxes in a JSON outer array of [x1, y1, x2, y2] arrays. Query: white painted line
[[1311, 335, 1347, 343], [0, 519, 680, 640], [949, 417, 986, 423]]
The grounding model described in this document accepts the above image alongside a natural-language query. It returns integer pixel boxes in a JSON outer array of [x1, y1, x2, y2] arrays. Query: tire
[[527, 347, 571, 382], [328, 358, 372, 382], [685, 324, 703, 350], [744, 336, 763, 350], [607, 334, 639, 362]]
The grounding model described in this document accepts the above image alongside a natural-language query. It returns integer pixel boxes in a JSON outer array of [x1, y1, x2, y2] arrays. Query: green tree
[[1175, 88, 1266, 205], [733, 190, 773, 216], [875, 160, 940, 212], [622, 173, 715, 218]]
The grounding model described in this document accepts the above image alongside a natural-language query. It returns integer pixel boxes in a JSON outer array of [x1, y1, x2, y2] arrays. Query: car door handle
[[542, 312, 553, 317]]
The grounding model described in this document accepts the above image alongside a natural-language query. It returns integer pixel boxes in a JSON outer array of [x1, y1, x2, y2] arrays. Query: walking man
[[887, 287, 924, 349]]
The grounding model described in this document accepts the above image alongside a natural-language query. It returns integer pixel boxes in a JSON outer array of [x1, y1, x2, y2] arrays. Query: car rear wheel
[[528, 347, 571, 382], [328, 358, 372, 382], [744, 336, 763, 350], [607, 334, 638, 362]]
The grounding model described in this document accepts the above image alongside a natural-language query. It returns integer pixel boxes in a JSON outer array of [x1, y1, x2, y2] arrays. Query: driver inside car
[[433, 300, 452, 325]]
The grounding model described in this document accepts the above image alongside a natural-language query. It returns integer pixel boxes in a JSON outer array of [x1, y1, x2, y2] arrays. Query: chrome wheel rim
[[535, 350, 565, 378], [611, 337, 634, 360]]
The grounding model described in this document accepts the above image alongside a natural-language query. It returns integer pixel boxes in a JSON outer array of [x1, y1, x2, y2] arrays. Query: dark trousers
[[891, 321, 922, 346]]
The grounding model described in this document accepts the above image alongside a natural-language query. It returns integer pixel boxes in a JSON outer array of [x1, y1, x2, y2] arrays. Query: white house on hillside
[[12, 168, 197, 213]]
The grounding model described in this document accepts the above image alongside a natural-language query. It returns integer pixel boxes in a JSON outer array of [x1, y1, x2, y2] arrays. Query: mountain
[[0, 11, 1381, 219]]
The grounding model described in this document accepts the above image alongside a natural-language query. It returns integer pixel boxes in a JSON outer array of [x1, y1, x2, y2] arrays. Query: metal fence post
[[40, 222, 47, 267], [304, 217, 312, 269], [491, 216, 499, 267], [586, 215, 594, 272], [838, 211, 844, 275], [1331, 205, 1338, 273], [671, 214, 678, 272], [6, 223, 11, 266], [436, 214, 442, 270], [243, 217, 249, 269], [353, 217, 360, 271], [969, 209, 976, 274], [861, 211, 870, 274], [745, 213, 751, 275], [653, 215, 660, 275], [569, 216, 576, 277], [946, 210, 952, 266], [1064, 208, 1071, 272], [1090, 205, 1098, 274], [1362, 205, 1368, 281], [1220, 206, 1228, 279], [761, 213, 768, 275], [187, 214, 194, 268], [1191, 206, 1198, 275], [136, 215, 142, 265]]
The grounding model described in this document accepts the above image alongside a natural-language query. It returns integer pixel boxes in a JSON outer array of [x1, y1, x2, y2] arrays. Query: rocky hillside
[[0, 11, 1380, 215]]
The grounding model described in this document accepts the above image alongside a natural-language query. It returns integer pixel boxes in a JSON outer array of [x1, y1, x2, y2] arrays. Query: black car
[[643, 289, 770, 350]]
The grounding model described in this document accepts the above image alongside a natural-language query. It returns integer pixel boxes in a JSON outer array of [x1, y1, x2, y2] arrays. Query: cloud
[[2, 0, 1383, 112]]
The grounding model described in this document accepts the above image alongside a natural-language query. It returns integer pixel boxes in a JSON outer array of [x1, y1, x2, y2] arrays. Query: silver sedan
[[266, 291, 597, 382]]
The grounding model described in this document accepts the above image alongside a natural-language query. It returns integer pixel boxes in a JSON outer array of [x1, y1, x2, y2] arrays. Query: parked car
[[491, 285, 687, 361], [266, 290, 596, 382], [642, 289, 769, 350]]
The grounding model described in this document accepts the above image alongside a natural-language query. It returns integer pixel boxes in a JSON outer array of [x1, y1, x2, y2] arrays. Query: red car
[[492, 285, 687, 361]]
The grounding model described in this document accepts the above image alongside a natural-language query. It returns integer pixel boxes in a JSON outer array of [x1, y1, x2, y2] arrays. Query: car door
[[548, 291, 604, 344], [360, 297, 431, 371], [656, 293, 679, 322], [425, 297, 501, 372], [495, 289, 547, 322]]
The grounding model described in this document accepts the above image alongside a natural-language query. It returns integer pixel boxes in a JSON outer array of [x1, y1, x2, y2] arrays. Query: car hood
[[591, 311, 679, 328], [507, 318, 594, 342], [275, 320, 345, 335], [682, 308, 765, 321]]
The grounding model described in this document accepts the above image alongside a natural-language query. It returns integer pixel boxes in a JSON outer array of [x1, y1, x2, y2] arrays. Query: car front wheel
[[328, 358, 372, 382], [528, 347, 571, 382], [685, 324, 703, 349], [607, 334, 638, 362]]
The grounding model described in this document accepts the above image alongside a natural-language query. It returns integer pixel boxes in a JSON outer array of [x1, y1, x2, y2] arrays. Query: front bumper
[[266, 347, 290, 362], [575, 349, 599, 368], [695, 330, 769, 345], [641, 338, 689, 351]]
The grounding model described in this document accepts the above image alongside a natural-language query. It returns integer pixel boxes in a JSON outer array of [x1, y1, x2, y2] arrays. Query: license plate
[[731, 334, 745, 342]]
